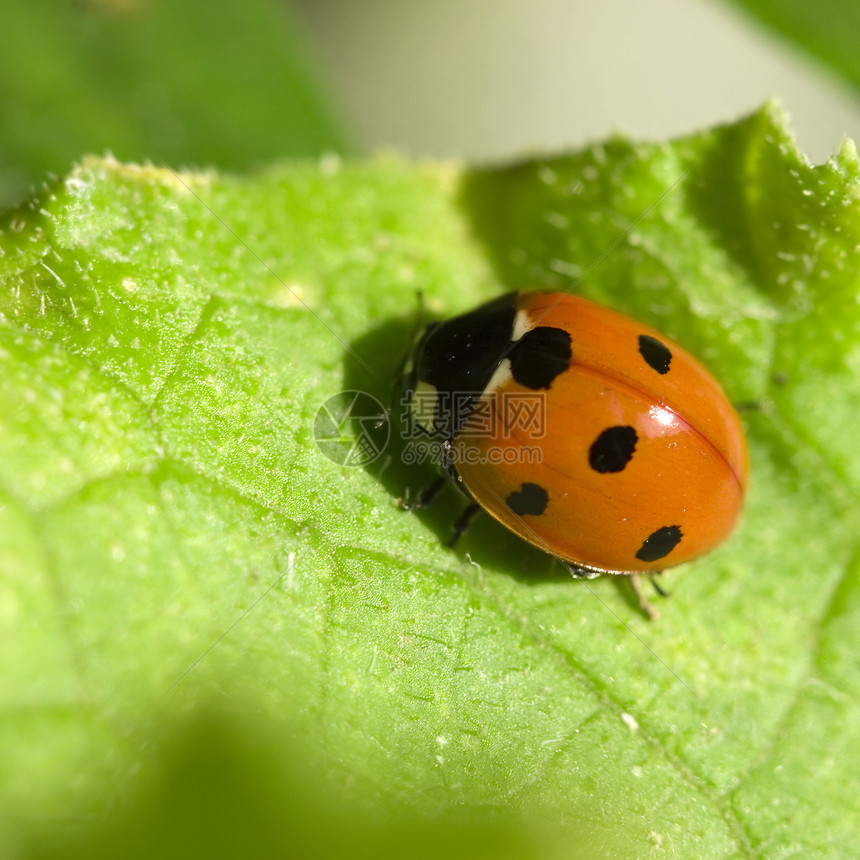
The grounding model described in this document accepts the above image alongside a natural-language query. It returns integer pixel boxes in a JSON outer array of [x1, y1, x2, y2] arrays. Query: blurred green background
[[293, 0, 860, 163], [3, 0, 860, 209]]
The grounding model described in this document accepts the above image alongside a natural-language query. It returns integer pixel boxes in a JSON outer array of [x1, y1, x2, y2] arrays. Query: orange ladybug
[[403, 291, 748, 614]]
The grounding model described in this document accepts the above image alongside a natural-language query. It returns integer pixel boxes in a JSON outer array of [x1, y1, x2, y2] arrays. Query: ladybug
[[402, 290, 748, 614]]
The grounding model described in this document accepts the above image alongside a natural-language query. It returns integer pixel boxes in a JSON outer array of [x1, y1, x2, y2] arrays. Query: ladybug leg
[[373, 404, 391, 431], [564, 565, 662, 620], [563, 562, 600, 580], [629, 574, 661, 622], [401, 476, 446, 511], [648, 573, 669, 598], [447, 503, 482, 548], [734, 399, 771, 413]]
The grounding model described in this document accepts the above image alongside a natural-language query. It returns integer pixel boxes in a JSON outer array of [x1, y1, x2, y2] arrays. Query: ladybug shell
[[434, 291, 748, 574]]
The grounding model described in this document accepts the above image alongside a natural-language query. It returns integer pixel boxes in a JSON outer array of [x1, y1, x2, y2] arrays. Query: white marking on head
[[511, 306, 535, 342], [482, 357, 512, 396], [410, 379, 438, 431]]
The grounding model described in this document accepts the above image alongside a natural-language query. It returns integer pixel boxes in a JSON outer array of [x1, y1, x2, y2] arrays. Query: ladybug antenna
[[391, 290, 433, 423], [415, 289, 427, 330]]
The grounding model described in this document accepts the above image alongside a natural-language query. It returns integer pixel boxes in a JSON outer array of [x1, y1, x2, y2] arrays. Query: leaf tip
[[835, 136, 860, 170]]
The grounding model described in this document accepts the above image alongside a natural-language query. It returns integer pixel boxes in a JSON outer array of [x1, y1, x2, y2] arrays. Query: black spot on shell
[[588, 426, 638, 473], [635, 525, 682, 562], [638, 335, 672, 375], [505, 482, 549, 517], [509, 326, 571, 390]]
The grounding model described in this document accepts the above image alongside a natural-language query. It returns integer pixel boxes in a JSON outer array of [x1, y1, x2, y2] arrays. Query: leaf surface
[[1, 104, 859, 859]]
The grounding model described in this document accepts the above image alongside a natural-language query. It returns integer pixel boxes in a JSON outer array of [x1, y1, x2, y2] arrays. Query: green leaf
[[1, 102, 859, 858], [0, 0, 347, 206], [727, 0, 860, 95]]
